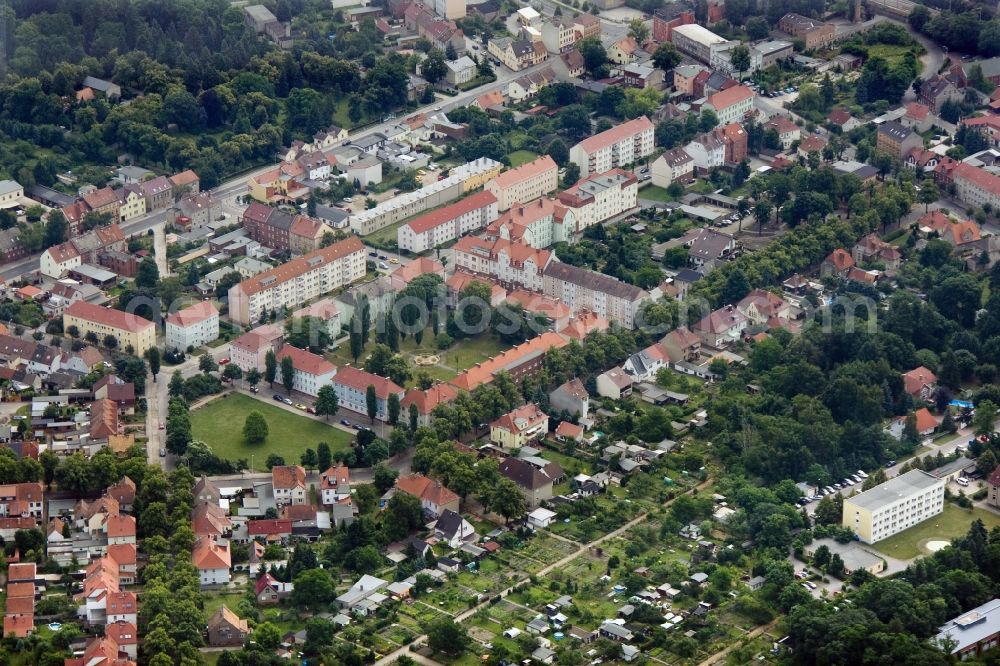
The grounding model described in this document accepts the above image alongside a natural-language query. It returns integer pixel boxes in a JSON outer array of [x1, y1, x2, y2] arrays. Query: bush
[[436, 333, 454, 349]]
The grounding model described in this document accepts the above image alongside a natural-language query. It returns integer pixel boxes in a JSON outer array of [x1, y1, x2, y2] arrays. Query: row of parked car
[[796, 469, 870, 505]]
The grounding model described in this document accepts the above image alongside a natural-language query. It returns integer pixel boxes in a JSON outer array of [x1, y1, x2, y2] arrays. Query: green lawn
[[872, 504, 1000, 560], [638, 184, 675, 202], [190, 393, 353, 470], [508, 150, 539, 167]]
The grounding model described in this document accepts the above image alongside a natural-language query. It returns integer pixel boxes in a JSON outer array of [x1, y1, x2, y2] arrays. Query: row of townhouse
[[397, 190, 499, 253], [241, 202, 330, 255]]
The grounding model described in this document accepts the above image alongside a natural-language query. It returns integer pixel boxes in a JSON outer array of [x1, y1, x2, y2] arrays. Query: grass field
[[638, 184, 675, 202], [191, 393, 353, 470], [872, 503, 1000, 560], [328, 332, 511, 387], [508, 150, 540, 167]]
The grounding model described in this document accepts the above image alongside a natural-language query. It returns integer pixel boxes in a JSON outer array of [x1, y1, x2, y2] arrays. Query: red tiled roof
[[905, 102, 930, 121], [333, 366, 404, 400], [3, 614, 33, 637], [489, 155, 557, 191], [449, 331, 567, 391], [106, 590, 137, 616], [5, 595, 34, 614], [914, 407, 938, 432], [64, 302, 154, 334], [276, 345, 335, 377], [106, 543, 137, 568], [574, 117, 653, 154], [396, 474, 459, 507], [321, 465, 350, 490], [247, 519, 293, 536], [192, 538, 231, 570], [6, 582, 34, 598], [7, 563, 35, 582], [166, 301, 218, 327], [405, 190, 497, 235], [491, 404, 547, 434], [707, 85, 753, 111], [236, 237, 365, 297], [401, 384, 458, 415], [271, 465, 306, 490], [953, 162, 1000, 197], [825, 248, 855, 271], [903, 366, 937, 397], [105, 514, 136, 539], [555, 421, 583, 439]]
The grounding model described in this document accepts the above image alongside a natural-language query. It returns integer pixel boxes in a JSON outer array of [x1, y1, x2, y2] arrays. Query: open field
[[872, 503, 1000, 560], [191, 393, 353, 470]]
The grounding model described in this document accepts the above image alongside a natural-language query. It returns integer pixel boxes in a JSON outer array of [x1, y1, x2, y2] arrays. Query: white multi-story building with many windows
[[397, 190, 498, 253], [452, 236, 553, 292], [228, 236, 366, 325], [842, 469, 944, 543], [275, 345, 337, 397], [165, 301, 219, 351], [557, 169, 638, 234], [485, 155, 559, 211], [569, 117, 655, 178], [542, 262, 649, 329]]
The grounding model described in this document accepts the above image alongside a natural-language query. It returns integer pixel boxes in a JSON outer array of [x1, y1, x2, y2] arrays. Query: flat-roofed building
[[935, 598, 1000, 660], [670, 23, 729, 63], [842, 469, 944, 543]]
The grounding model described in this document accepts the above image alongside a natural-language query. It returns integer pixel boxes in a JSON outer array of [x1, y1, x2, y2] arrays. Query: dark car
[[341, 419, 351, 426], [273, 394, 285, 402], [352, 423, 363, 429], [369, 251, 378, 257]]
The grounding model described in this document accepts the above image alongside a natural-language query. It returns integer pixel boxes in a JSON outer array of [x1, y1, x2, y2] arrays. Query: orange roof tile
[[405, 191, 497, 235], [166, 301, 218, 327], [396, 474, 459, 507], [276, 345, 335, 377], [401, 384, 459, 415], [449, 331, 567, 391], [575, 117, 653, 154], [489, 155, 557, 191], [235, 236, 365, 297]]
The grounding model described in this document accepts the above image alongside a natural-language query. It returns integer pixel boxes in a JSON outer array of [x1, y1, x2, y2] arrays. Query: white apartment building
[[651, 148, 695, 187], [228, 236, 366, 325], [452, 236, 553, 292], [165, 301, 219, 351], [670, 23, 729, 63], [569, 116, 655, 178], [485, 155, 559, 211], [542, 262, 649, 329], [541, 16, 577, 54], [350, 158, 502, 234], [842, 470, 945, 543], [704, 85, 754, 125], [485, 197, 564, 249], [398, 190, 498, 253], [557, 169, 638, 233], [275, 345, 337, 397], [685, 132, 726, 170], [952, 163, 1000, 210]]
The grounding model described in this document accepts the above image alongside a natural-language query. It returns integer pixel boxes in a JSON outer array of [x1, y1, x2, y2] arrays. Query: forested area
[[0, 0, 409, 189]]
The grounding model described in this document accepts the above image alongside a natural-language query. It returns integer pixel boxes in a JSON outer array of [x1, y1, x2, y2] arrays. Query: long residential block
[[542, 262, 649, 329], [569, 117, 655, 178], [350, 158, 502, 235], [397, 190, 498, 253], [842, 469, 944, 543], [557, 169, 638, 234], [63, 301, 155, 356], [227, 237, 366, 326]]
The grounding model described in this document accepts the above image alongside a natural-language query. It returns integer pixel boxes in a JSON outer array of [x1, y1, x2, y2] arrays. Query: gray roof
[[244, 4, 278, 22], [82, 76, 117, 93], [846, 469, 943, 512], [935, 598, 1000, 653], [878, 120, 914, 142], [808, 538, 882, 574], [0, 180, 21, 197], [71, 264, 116, 282], [543, 262, 647, 302]]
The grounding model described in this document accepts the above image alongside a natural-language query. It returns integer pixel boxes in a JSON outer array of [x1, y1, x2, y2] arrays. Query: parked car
[[273, 394, 285, 402], [159, 448, 166, 457], [341, 419, 351, 426], [379, 261, 389, 269], [295, 403, 307, 411], [856, 470, 868, 479], [307, 406, 316, 414], [369, 251, 378, 257], [389, 258, 399, 264], [219, 357, 230, 365]]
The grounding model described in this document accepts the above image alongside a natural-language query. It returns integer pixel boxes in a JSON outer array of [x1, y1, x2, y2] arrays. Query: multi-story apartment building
[[573, 13, 601, 40], [569, 117, 655, 178], [398, 190, 499, 253], [448, 330, 568, 392], [540, 16, 577, 54], [230, 324, 283, 373], [453, 236, 553, 292], [704, 85, 753, 125], [951, 163, 1000, 211], [935, 599, 1000, 661], [40, 224, 126, 278], [275, 345, 337, 397], [117, 186, 147, 222], [842, 469, 944, 543], [557, 169, 638, 234], [192, 538, 231, 587], [490, 404, 548, 450], [876, 120, 923, 159], [330, 366, 405, 421], [485, 155, 559, 211], [242, 202, 328, 254], [63, 302, 155, 355], [228, 236, 366, 326], [351, 158, 502, 234], [670, 23, 729, 63], [542, 262, 649, 328], [488, 37, 547, 71], [165, 302, 219, 351], [484, 197, 562, 249], [651, 147, 695, 187], [778, 12, 835, 49], [652, 5, 695, 42]]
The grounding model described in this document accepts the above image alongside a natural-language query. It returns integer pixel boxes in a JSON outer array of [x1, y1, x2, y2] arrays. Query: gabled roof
[[401, 384, 459, 415], [824, 248, 855, 271], [192, 538, 231, 570], [500, 456, 564, 490], [276, 345, 335, 377], [208, 605, 249, 634], [574, 117, 653, 155], [332, 366, 404, 400], [64, 302, 153, 334], [272, 465, 307, 490], [491, 404, 547, 434], [396, 474, 459, 507], [902, 366, 937, 396], [707, 85, 753, 111], [166, 301, 218, 328]]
